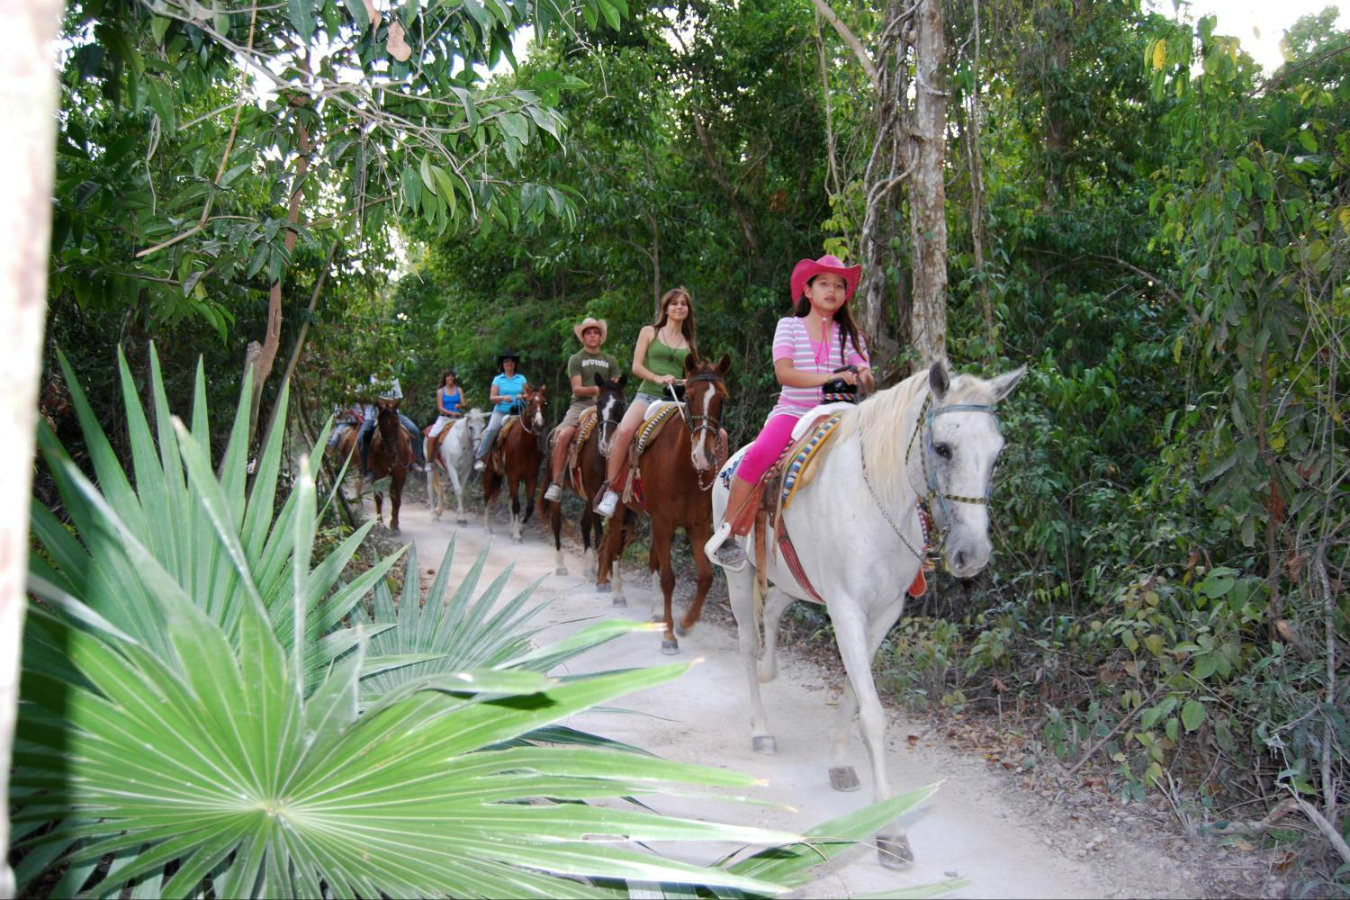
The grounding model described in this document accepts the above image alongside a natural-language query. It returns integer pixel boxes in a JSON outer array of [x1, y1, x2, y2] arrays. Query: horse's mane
[[833, 366, 1001, 510]]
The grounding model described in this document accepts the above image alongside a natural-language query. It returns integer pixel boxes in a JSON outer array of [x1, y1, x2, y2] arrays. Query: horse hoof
[[660, 640, 679, 655], [876, 835, 914, 870], [457, 517, 467, 525], [555, 567, 568, 576], [828, 766, 861, 792], [596, 584, 612, 594], [513, 535, 523, 544], [611, 596, 627, 608], [752, 736, 777, 755]]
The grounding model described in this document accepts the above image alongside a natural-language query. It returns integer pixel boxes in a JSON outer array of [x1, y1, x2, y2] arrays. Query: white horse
[[426, 408, 486, 525], [711, 361, 1025, 869]]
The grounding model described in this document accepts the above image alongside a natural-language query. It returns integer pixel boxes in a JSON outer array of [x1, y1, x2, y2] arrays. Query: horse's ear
[[593, 373, 604, 387], [989, 365, 1027, 403], [928, 361, 949, 400], [616, 372, 627, 389], [716, 353, 732, 377], [684, 353, 698, 376]]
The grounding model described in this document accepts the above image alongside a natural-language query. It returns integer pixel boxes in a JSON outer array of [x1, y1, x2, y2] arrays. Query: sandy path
[[366, 486, 1202, 899]]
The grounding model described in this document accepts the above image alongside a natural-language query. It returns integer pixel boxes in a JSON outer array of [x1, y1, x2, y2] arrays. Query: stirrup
[[704, 522, 748, 571], [594, 490, 619, 518]]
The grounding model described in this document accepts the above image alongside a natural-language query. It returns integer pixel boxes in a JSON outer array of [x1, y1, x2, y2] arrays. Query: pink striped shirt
[[768, 316, 869, 418]]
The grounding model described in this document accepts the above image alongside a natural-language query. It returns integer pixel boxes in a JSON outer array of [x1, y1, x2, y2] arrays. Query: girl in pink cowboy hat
[[705, 253, 875, 568]]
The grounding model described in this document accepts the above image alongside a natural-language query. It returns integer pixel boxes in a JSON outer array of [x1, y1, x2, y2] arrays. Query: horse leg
[[596, 512, 624, 605], [650, 519, 678, 653], [676, 519, 714, 636], [389, 480, 402, 534], [509, 475, 523, 543], [828, 596, 905, 791], [429, 467, 443, 521], [551, 492, 566, 575], [727, 564, 776, 754], [584, 509, 601, 579], [757, 588, 797, 684], [482, 472, 496, 535], [373, 491, 384, 528], [828, 600, 913, 869], [447, 464, 466, 524]]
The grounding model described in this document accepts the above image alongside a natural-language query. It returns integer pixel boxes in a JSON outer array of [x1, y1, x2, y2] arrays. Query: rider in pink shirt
[[705, 254, 875, 568]]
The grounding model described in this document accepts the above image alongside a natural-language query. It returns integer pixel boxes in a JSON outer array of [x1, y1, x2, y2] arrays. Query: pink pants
[[734, 414, 800, 484]]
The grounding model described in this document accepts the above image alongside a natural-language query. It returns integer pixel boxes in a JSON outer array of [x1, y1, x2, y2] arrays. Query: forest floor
[[354, 477, 1290, 899]]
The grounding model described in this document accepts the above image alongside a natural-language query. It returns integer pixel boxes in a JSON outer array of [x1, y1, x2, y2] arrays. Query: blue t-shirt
[[492, 373, 527, 413]]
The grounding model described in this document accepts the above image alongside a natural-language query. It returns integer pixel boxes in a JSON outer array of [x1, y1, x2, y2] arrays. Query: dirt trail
[[367, 487, 1205, 899]]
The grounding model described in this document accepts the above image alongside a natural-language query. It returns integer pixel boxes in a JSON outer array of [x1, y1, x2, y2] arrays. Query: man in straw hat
[[543, 317, 621, 502]]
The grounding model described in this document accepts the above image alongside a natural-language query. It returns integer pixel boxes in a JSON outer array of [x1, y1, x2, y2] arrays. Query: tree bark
[[907, 0, 949, 365], [0, 0, 62, 892], [249, 88, 313, 443], [965, 0, 996, 360]]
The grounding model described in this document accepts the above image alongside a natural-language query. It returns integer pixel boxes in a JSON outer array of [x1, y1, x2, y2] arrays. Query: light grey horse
[[427, 408, 486, 525], [712, 361, 1025, 869]]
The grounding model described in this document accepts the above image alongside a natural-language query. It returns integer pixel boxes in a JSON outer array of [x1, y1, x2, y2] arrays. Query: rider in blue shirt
[[474, 350, 528, 471]]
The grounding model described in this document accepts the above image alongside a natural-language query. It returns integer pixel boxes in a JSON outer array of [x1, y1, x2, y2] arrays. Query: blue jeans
[[476, 409, 511, 460]]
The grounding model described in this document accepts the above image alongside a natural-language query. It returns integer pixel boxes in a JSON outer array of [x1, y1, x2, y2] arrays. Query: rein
[[515, 394, 542, 436]]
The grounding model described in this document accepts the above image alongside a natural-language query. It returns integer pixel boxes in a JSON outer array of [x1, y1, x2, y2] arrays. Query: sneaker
[[594, 490, 619, 518], [474, 459, 485, 472], [543, 483, 563, 502]]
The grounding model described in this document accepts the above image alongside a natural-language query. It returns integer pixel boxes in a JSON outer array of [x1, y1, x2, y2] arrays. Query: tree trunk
[[966, 0, 996, 360], [907, 0, 948, 366], [249, 90, 313, 443], [0, 0, 62, 891], [689, 106, 760, 259], [855, 1, 912, 363]]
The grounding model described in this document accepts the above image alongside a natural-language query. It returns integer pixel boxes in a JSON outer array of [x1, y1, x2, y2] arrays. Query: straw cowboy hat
[[789, 254, 862, 302], [572, 316, 608, 344]]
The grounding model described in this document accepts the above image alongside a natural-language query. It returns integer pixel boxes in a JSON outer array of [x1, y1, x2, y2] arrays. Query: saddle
[[560, 407, 599, 493], [614, 403, 684, 507], [489, 418, 521, 475]]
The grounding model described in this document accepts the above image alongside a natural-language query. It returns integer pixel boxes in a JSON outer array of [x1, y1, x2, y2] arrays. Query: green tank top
[[638, 334, 691, 396]]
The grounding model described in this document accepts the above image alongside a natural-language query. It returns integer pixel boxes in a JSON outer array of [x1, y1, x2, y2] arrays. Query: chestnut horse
[[597, 354, 731, 653], [334, 397, 411, 532], [542, 374, 628, 578], [482, 384, 547, 543]]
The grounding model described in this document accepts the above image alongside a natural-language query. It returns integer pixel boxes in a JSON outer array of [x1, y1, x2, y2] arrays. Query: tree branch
[[810, 0, 878, 88]]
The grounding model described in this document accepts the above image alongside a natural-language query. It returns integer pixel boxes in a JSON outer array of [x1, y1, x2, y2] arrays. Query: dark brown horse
[[482, 384, 546, 543], [597, 354, 731, 652], [335, 397, 412, 532], [541, 374, 627, 579]]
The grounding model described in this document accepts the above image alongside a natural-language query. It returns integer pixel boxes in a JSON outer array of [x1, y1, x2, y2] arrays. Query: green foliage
[[18, 344, 952, 898]]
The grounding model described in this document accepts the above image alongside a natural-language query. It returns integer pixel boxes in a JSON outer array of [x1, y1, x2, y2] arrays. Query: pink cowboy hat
[[790, 254, 862, 302]]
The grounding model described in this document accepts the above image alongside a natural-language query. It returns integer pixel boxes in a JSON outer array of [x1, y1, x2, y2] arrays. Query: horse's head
[[519, 385, 546, 432], [919, 361, 1026, 577], [375, 397, 403, 441], [593, 373, 628, 457], [464, 407, 487, 446], [682, 353, 732, 472]]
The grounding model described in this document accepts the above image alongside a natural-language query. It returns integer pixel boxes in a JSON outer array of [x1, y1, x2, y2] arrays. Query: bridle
[[670, 371, 727, 491], [859, 389, 1000, 565], [515, 391, 543, 435]]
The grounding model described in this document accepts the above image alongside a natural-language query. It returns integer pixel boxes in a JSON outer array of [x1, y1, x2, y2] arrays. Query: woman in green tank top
[[594, 287, 700, 518]]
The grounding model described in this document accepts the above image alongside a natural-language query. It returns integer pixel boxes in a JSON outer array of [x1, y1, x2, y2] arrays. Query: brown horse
[[597, 354, 731, 653], [335, 397, 412, 532], [482, 384, 547, 543], [541, 374, 627, 579]]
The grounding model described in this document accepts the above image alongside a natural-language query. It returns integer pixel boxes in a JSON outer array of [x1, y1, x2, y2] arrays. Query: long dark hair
[[654, 287, 699, 361], [794, 280, 867, 365]]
